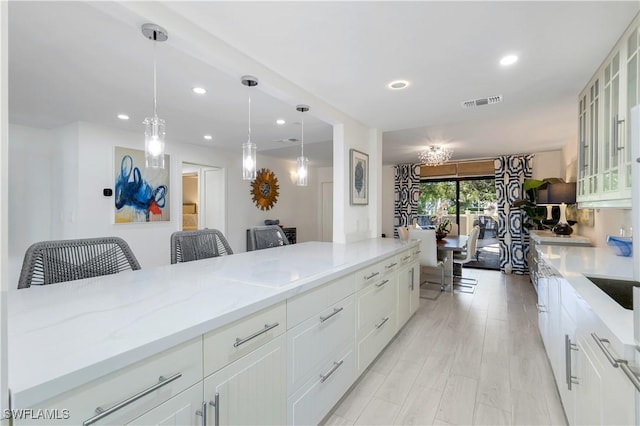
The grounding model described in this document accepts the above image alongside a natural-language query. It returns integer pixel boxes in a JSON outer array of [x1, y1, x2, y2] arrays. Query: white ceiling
[[8, 1, 640, 167]]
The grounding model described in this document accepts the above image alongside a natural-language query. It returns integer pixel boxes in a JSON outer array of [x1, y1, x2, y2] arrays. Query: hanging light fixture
[[141, 23, 168, 169], [418, 145, 453, 166], [296, 104, 310, 186], [241, 75, 259, 180]]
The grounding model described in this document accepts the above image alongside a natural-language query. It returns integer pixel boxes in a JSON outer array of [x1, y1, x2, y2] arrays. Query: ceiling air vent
[[461, 95, 503, 109]]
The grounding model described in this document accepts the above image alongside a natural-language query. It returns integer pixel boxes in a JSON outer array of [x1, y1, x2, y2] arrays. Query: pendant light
[[241, 76, 259, 180], [296, 105, 309, 186], [141, 23, 168, 169]]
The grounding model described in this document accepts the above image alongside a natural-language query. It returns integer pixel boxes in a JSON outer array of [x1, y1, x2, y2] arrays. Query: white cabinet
[[397, 261, 420, 329], [203, 334, 287, 426], [14, 338, 203, 426], [578, 12, 640, 208], [126, 383, 203, 426]]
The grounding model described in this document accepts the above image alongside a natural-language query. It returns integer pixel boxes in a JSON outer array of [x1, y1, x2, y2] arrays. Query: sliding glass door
[[418, 177, 498, 270]]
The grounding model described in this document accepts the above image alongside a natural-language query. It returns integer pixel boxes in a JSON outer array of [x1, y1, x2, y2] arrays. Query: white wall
[[381, 165, 395, 238], [0, 0, 8, 413], [7, 122, 321, 287], [532, 150, 563, 180]]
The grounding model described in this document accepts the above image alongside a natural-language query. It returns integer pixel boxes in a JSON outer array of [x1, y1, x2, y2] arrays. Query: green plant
[[434, 217, 452, 234], [511, 177, 564, 230]]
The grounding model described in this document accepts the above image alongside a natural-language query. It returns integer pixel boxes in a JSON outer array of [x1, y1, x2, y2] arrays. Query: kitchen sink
[[585, 276, 640, 310]]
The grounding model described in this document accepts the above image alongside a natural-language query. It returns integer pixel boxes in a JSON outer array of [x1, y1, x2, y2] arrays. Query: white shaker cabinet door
[[203, 334, 286, 425], [126, 383, 203, 426]]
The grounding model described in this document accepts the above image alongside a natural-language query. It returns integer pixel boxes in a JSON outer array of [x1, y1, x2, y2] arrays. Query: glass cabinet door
[[603, 53, 621, 194], [626, 26, 639, 193], [577, 93, 588, 199], [587, 79, 600, 196]]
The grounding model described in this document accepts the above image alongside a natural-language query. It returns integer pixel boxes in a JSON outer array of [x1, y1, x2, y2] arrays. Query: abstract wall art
[[350, 149, 368, 205], [114, 147, 170, 223]]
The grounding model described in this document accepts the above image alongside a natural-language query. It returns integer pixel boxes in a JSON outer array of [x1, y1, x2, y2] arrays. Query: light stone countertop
[[538, 245, 634, 348], [529, 230, 591, 246], [8, 238, 418, 408]]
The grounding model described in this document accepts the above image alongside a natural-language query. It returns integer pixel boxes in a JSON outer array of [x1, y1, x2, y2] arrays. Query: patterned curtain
[[394, 164, 421, 238], [494, 155, 533, 274]]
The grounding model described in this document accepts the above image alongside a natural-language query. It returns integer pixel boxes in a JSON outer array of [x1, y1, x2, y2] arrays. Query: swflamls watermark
[[3, 408, 70, 420]]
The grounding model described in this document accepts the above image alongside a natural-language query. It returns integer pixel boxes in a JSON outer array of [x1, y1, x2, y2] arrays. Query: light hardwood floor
[[325, 269, 568, 426]]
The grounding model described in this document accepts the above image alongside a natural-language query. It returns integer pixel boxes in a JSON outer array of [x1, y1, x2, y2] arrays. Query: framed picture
[[350, 149, 368, 205], [114, 147, 170, 223]]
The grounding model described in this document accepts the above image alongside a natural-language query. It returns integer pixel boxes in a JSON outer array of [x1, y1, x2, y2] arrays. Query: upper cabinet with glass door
[[577, 13, 640, 208]]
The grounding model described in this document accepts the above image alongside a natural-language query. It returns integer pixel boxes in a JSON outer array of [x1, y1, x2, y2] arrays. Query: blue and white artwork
[[114, 147, 170, 223], [350, 149, 368, 205]]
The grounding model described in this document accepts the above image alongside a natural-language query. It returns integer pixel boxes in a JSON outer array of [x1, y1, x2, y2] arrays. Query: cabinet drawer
[[355, 263, 383, 291], [356, 275, 397, 333], [357, 309, 396, 374], [381, 255, 400, 276], [287, 274, 355, 329], [15, 338, 203, 426], [287, 346, 356, 426], [398, 249, 415, 266], [204, 301, 286, 376], [126, 382, 203, 426], [288, 295, 355, 393]]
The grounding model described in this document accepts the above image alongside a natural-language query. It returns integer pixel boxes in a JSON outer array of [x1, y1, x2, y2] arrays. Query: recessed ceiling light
[[276, 119, 286, 125], [388, 80, 409, 90], [204, 135, 213, 140], [500, 55, 518, 66], [117, 114, 129, 120], [192, 87, 207, 95]]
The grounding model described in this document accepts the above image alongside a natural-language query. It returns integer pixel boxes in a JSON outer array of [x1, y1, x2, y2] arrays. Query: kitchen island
[[8, 238, 420, 425]]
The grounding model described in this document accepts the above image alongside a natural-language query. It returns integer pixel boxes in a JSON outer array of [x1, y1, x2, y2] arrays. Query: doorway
[[181, 163, 226, 233], [321, 182, 333, 242]]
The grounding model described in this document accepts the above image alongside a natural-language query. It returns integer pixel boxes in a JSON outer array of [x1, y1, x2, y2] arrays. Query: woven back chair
[[170, 229, 233, 264], [247, 225, 290, 251], [18, 237, 141, 289]]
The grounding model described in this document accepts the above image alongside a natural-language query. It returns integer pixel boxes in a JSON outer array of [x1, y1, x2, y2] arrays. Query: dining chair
[[397, 226, 409, 240], [18, 237, 141, 289], [170, 229, 233, 264], [408, 228, 447, 293], [247, 225, 290, 251], [452, 225, 481, 285], [448, 223, 459, 237]]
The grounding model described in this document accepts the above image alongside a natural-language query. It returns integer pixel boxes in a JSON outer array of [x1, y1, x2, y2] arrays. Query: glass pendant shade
[[295, 104, 310, 187], [296, 155, 308, 186], [243, 141, 257, 180], [144, 116, 165, 169]]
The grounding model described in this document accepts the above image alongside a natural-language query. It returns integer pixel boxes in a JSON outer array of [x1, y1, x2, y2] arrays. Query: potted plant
[[511, 177, 564, 230], [434, 217, 452, 240]]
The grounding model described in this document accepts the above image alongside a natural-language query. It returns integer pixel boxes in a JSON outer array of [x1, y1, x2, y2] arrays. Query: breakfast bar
[[8, 239, 420, 425]]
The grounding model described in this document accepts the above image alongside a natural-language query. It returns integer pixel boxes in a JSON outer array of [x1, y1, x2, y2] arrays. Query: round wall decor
[[250, 168, 280, 211]]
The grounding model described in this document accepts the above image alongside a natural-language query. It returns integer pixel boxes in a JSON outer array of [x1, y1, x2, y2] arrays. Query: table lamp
[[547, 182, 577, 236], [536, 186, 557, 228]]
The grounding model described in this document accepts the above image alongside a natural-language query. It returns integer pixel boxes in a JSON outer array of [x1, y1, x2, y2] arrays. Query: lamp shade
[[547, 182, 576, 205], [537, 187, 550, 205]]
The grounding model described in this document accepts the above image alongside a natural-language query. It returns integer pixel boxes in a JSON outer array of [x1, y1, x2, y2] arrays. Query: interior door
[[321, 182, 333, 242], [203, 168, 225, 233]]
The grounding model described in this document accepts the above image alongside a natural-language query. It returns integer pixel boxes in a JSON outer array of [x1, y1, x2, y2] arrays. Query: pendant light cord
[[153, 40, 158, 119], [300, 110, 304, 157], [248, 93, 252, 143]]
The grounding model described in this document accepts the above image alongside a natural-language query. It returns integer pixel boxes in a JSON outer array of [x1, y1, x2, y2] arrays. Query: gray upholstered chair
[[247, 225, 290, 251], [170, 229, 233, 264], [18, 237, 141, 289]]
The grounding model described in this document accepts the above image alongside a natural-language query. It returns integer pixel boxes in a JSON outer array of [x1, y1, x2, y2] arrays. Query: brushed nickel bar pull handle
[[565, 335, 579, 390], [320, 360, 344, 383], [375, 316, 390, 329], [365, 271, 380, 280], [385, 262, 398, 269], [376, 279, 390, 288], [83, 372, 182, 425], [591, 333, 619, 367], [410, 268, 414, 291], [619, 361, 640, 392], [234, 323, 279, 347], [319, 307, 344, 323], [209, 392, 220, 426], [402, 255, 411, 261], [196, 400, 207, 426]]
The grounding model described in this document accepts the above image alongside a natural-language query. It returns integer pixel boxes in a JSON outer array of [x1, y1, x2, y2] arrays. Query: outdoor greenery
[[417, 179, 497, 217]]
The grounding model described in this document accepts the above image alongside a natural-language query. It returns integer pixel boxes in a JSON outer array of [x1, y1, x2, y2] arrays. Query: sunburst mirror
[[250, 168, 280, 211]]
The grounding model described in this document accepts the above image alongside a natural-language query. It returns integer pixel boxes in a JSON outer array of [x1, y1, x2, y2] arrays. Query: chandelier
[[418, 145, 453, 166]]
